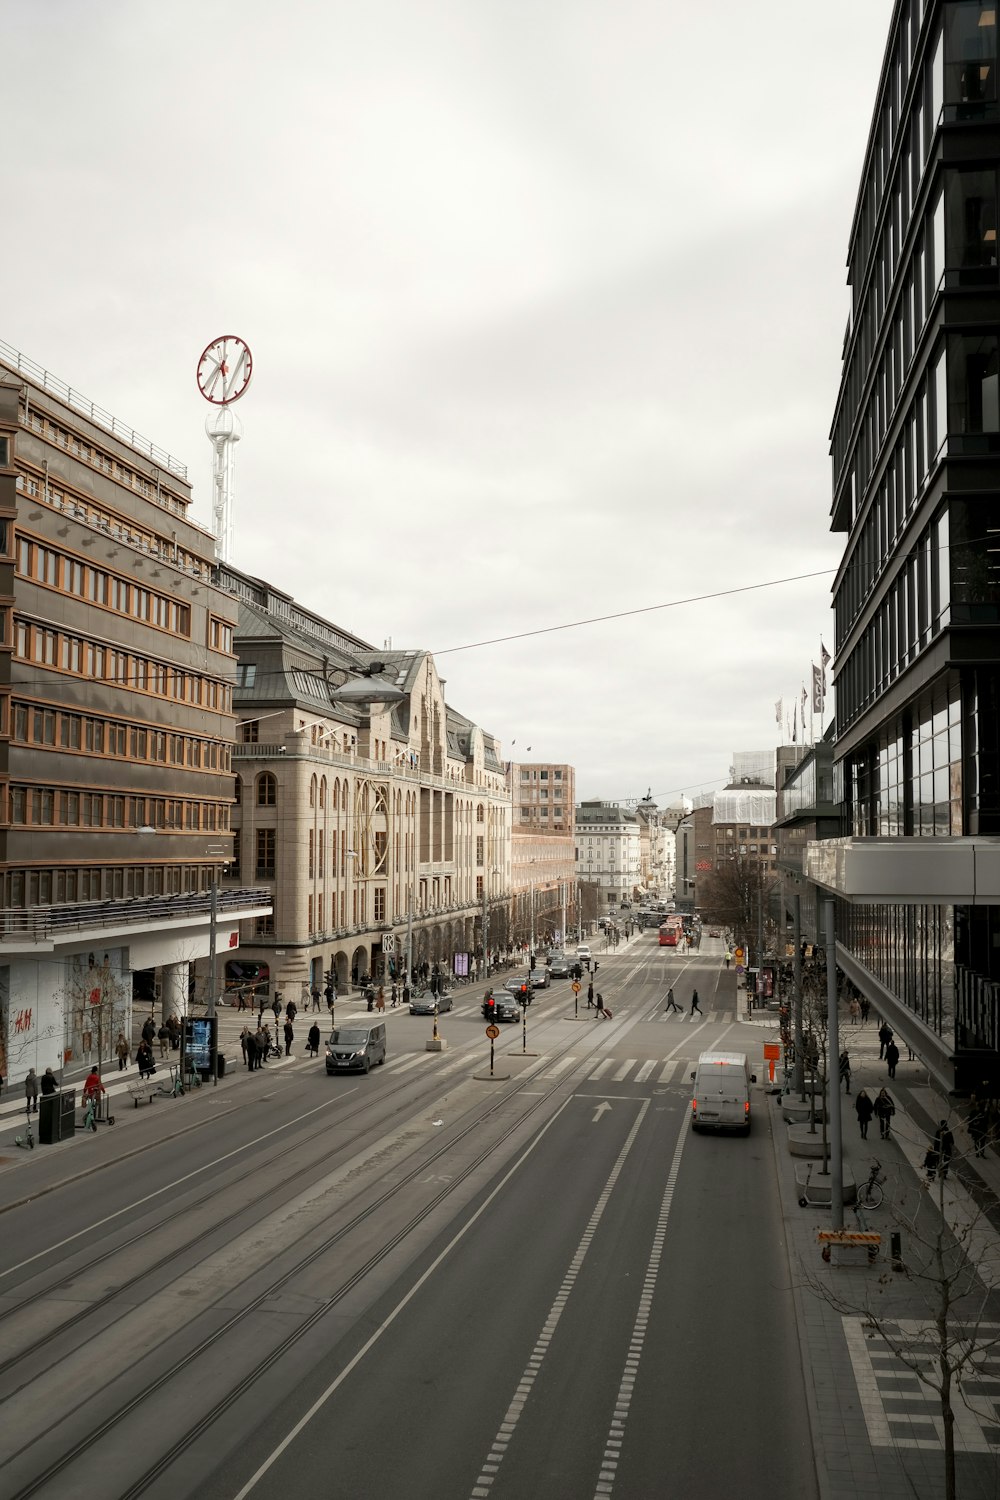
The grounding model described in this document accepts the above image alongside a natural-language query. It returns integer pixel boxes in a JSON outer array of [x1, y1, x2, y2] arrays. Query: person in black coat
[[136, 1040, 155, 1079], [306, 1022, 321, 1058], [873, 1088, 895, 1139], [283, 1019, 294, 1057], [885, 1040, 900, 1079], [855, 1089, 874, 1140]]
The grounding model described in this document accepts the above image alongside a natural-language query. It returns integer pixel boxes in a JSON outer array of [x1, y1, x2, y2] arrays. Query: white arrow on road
[[592, 1102, 612, 1123]]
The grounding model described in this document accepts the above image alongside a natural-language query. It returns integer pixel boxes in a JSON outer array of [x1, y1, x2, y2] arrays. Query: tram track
[[4, 1033, 601, 1500]]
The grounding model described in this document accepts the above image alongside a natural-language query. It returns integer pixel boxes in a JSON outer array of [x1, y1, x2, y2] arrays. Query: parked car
[[529, 967, 550, 989], [409, 989, 454, 1015], [548, 957, 571, 978]]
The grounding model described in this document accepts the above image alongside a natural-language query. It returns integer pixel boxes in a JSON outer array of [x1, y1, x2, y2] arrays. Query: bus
[[659, 917, 684, 947]]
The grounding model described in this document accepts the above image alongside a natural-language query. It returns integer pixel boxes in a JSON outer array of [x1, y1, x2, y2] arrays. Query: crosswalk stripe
[[588, 1058, 614, 1081], [613, 1059, 638, 1082], [634, 1060, 657, 1082], [541, 1054, 578, 1080]]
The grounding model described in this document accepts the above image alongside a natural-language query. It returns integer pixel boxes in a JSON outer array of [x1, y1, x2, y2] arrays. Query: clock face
[[196, 335, 253, 405]]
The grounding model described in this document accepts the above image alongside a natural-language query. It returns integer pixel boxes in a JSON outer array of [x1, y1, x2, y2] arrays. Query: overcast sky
[[9, 0, 893, 806]]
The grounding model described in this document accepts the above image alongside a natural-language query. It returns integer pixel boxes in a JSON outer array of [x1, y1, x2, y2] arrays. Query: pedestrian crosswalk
[[538, 1056, 691, 1086]]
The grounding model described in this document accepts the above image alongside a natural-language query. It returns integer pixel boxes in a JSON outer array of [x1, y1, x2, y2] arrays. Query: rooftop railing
[[0, 887, 273, 942]]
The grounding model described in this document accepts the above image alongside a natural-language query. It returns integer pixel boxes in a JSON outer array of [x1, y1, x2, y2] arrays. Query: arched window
[[257, 772, 277, 807], [476, 803, 485, 823], [233, 776, 241, 805], [333, 778, 340, 811], [319, 776, 327, 809], [309, 774, 316, 808]]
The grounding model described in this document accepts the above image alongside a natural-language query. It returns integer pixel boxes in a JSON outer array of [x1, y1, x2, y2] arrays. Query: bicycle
[[14, 1106, 34, 1150], [856, 1159, 886, 1210]]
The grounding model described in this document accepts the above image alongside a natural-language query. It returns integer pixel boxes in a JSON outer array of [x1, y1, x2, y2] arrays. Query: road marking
[[231, 1095, 578, 1500], [0, 1092, 354, 1280], [588, 1059, 614, 1081], [471, 1101, 650, 1498], [613, 1060, 638, 1082], [658, 1060, 683, 1084], [592, 1102, 612, 1123], [633, 1060, 657, 1083], [540, 1055, 579, 1080], [592, 1114, 689, 1498]]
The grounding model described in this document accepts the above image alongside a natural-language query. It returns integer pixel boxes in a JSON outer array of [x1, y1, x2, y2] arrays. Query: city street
[[0, 936, 817, 1500]]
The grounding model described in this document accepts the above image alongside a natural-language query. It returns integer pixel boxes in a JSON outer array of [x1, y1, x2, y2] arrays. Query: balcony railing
[[0, 887, 273, 942]]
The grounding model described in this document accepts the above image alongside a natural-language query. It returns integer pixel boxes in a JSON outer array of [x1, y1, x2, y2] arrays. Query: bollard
[[890, 1230, 904, 1271]]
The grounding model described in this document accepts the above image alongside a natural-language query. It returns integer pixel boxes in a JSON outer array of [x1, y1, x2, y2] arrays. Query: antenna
[[196, 335, 253, 563]]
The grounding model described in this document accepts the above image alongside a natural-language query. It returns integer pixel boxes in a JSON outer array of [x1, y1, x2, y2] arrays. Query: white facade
[[575, 801, 642, 906]]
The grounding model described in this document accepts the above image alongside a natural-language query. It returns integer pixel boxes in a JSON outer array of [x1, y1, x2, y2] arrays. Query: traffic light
[[593, 962, 599, 974], [519, 983, 529, 1003]]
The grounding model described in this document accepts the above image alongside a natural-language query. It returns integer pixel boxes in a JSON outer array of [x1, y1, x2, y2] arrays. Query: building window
[[256, 828, 276, 878], [257, 773, 277, 806]]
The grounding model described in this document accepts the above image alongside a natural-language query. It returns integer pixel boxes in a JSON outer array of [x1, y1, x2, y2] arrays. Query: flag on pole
[[775, 698, 782, 726], [820, 641, 831, 692], [811, 664, 824, 713], [792, 703, 797, 743]]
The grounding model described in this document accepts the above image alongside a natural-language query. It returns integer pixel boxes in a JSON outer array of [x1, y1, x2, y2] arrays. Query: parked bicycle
[[856, 1159, 886, 1210]]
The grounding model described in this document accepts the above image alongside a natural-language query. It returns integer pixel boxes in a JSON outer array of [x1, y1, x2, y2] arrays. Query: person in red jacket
[[82, 1066, 105, 1102]]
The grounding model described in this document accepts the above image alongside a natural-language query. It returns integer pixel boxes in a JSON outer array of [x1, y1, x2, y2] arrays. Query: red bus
[[659, 917, 683, 947]]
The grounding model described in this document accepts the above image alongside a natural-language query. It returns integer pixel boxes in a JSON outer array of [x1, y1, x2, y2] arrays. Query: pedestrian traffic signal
[[593, 962, 599, 974]]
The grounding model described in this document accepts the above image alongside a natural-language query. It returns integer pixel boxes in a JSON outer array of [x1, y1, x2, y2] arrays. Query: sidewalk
[[753, 998, 1000, 1499], [0, 989, 402, 1142]]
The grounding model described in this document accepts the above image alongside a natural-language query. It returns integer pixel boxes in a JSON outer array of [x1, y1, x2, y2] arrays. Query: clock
[[196, 335, 253, 405]]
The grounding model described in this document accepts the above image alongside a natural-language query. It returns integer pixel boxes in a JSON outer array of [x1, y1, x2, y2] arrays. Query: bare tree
[[700, 852, 778, 956], [804, 1115, 1000, 1500]]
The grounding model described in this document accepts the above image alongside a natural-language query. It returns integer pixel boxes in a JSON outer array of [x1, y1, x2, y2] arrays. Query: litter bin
[[216, 1053, 226, 1078], [38, 1089, 76, 1144]]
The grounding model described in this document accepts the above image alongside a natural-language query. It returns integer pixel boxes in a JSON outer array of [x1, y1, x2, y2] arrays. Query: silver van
[[690, 1051, 756, 1134], [325, 1023, 386, 1074]]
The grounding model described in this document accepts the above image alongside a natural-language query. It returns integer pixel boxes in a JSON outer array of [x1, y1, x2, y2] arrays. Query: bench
[[128, 1078, 158, 1107]]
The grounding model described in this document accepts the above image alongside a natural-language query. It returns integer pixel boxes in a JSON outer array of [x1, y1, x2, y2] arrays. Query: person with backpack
[[873, 1088, 895, 1139]]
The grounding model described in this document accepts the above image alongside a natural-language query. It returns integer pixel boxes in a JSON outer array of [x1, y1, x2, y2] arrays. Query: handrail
[[0, 887, 272, 941], [1, 337, 187, 478]]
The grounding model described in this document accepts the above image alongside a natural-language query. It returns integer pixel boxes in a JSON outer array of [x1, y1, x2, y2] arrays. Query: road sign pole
[[489, 1036, 495, 1076]]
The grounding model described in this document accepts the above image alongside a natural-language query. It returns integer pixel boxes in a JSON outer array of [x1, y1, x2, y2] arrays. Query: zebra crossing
[[539, 1055, 691, 1086]]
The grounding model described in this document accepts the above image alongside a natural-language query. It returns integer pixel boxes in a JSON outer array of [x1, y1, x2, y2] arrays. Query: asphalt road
[[0, 937, 817, 1500]]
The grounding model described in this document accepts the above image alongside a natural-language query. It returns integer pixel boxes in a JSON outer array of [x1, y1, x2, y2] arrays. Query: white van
[[690, 1051, 756, 1135]]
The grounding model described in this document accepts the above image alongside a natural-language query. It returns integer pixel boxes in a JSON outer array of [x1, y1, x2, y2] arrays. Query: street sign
[[735, 947, 745, 962], [485, 1023, 500, 1040], [572, 981, 581, 994], [382, 933, 395, 953]]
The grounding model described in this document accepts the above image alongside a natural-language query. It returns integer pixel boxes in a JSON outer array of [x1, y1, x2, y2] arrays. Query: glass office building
[[806, 1, 1000, 1092]]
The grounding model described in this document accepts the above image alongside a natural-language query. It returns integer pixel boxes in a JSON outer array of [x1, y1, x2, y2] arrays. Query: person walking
[[391, 983, 398, 1009], [855, 1088, 874, 1140], [878, 1021, 893, 1059], [157, 1022, 170, 1059], [325, 983, 335, 1017], [587, 981, 595, 1009], [931, 1120, 955, 1180], [245, 1029, 258, 1072], [115, 1031, 130, 1071], [664, 987, 681, 1015], [874, 1087, 895, 1139], [849, 997, 861, 1025], [141, 1014, 156, 1049], [283, 1018, 294, 1057], [285, 997, 297, 1025], [969, 1095, 991, 1158], [272, 996, 282, 1028], [595, 992, 611, 1019], [839, 1049, 852, 1094], [690, 989, 703, 1017], [237, 988, 249, 1012], [860, 997, 871, 1024], [254, 1026, 268, 1067], [24, 1068, 39, 1113], [724, 950, 732, 970], [310, 987, 321, 1013], [885, 1039, 900, 1080], [239, 1027, 249, 1067], [307, 1022, 321, 1058], [136, 1039, 155, 1079]]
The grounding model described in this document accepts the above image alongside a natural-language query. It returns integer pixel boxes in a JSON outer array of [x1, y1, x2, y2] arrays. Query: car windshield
[[330, 1029, 369, 1046]]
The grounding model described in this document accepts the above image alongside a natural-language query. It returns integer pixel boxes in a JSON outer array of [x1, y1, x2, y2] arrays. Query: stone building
[[0, 341, 269, 1087], [225, 567, 511, 1000]]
